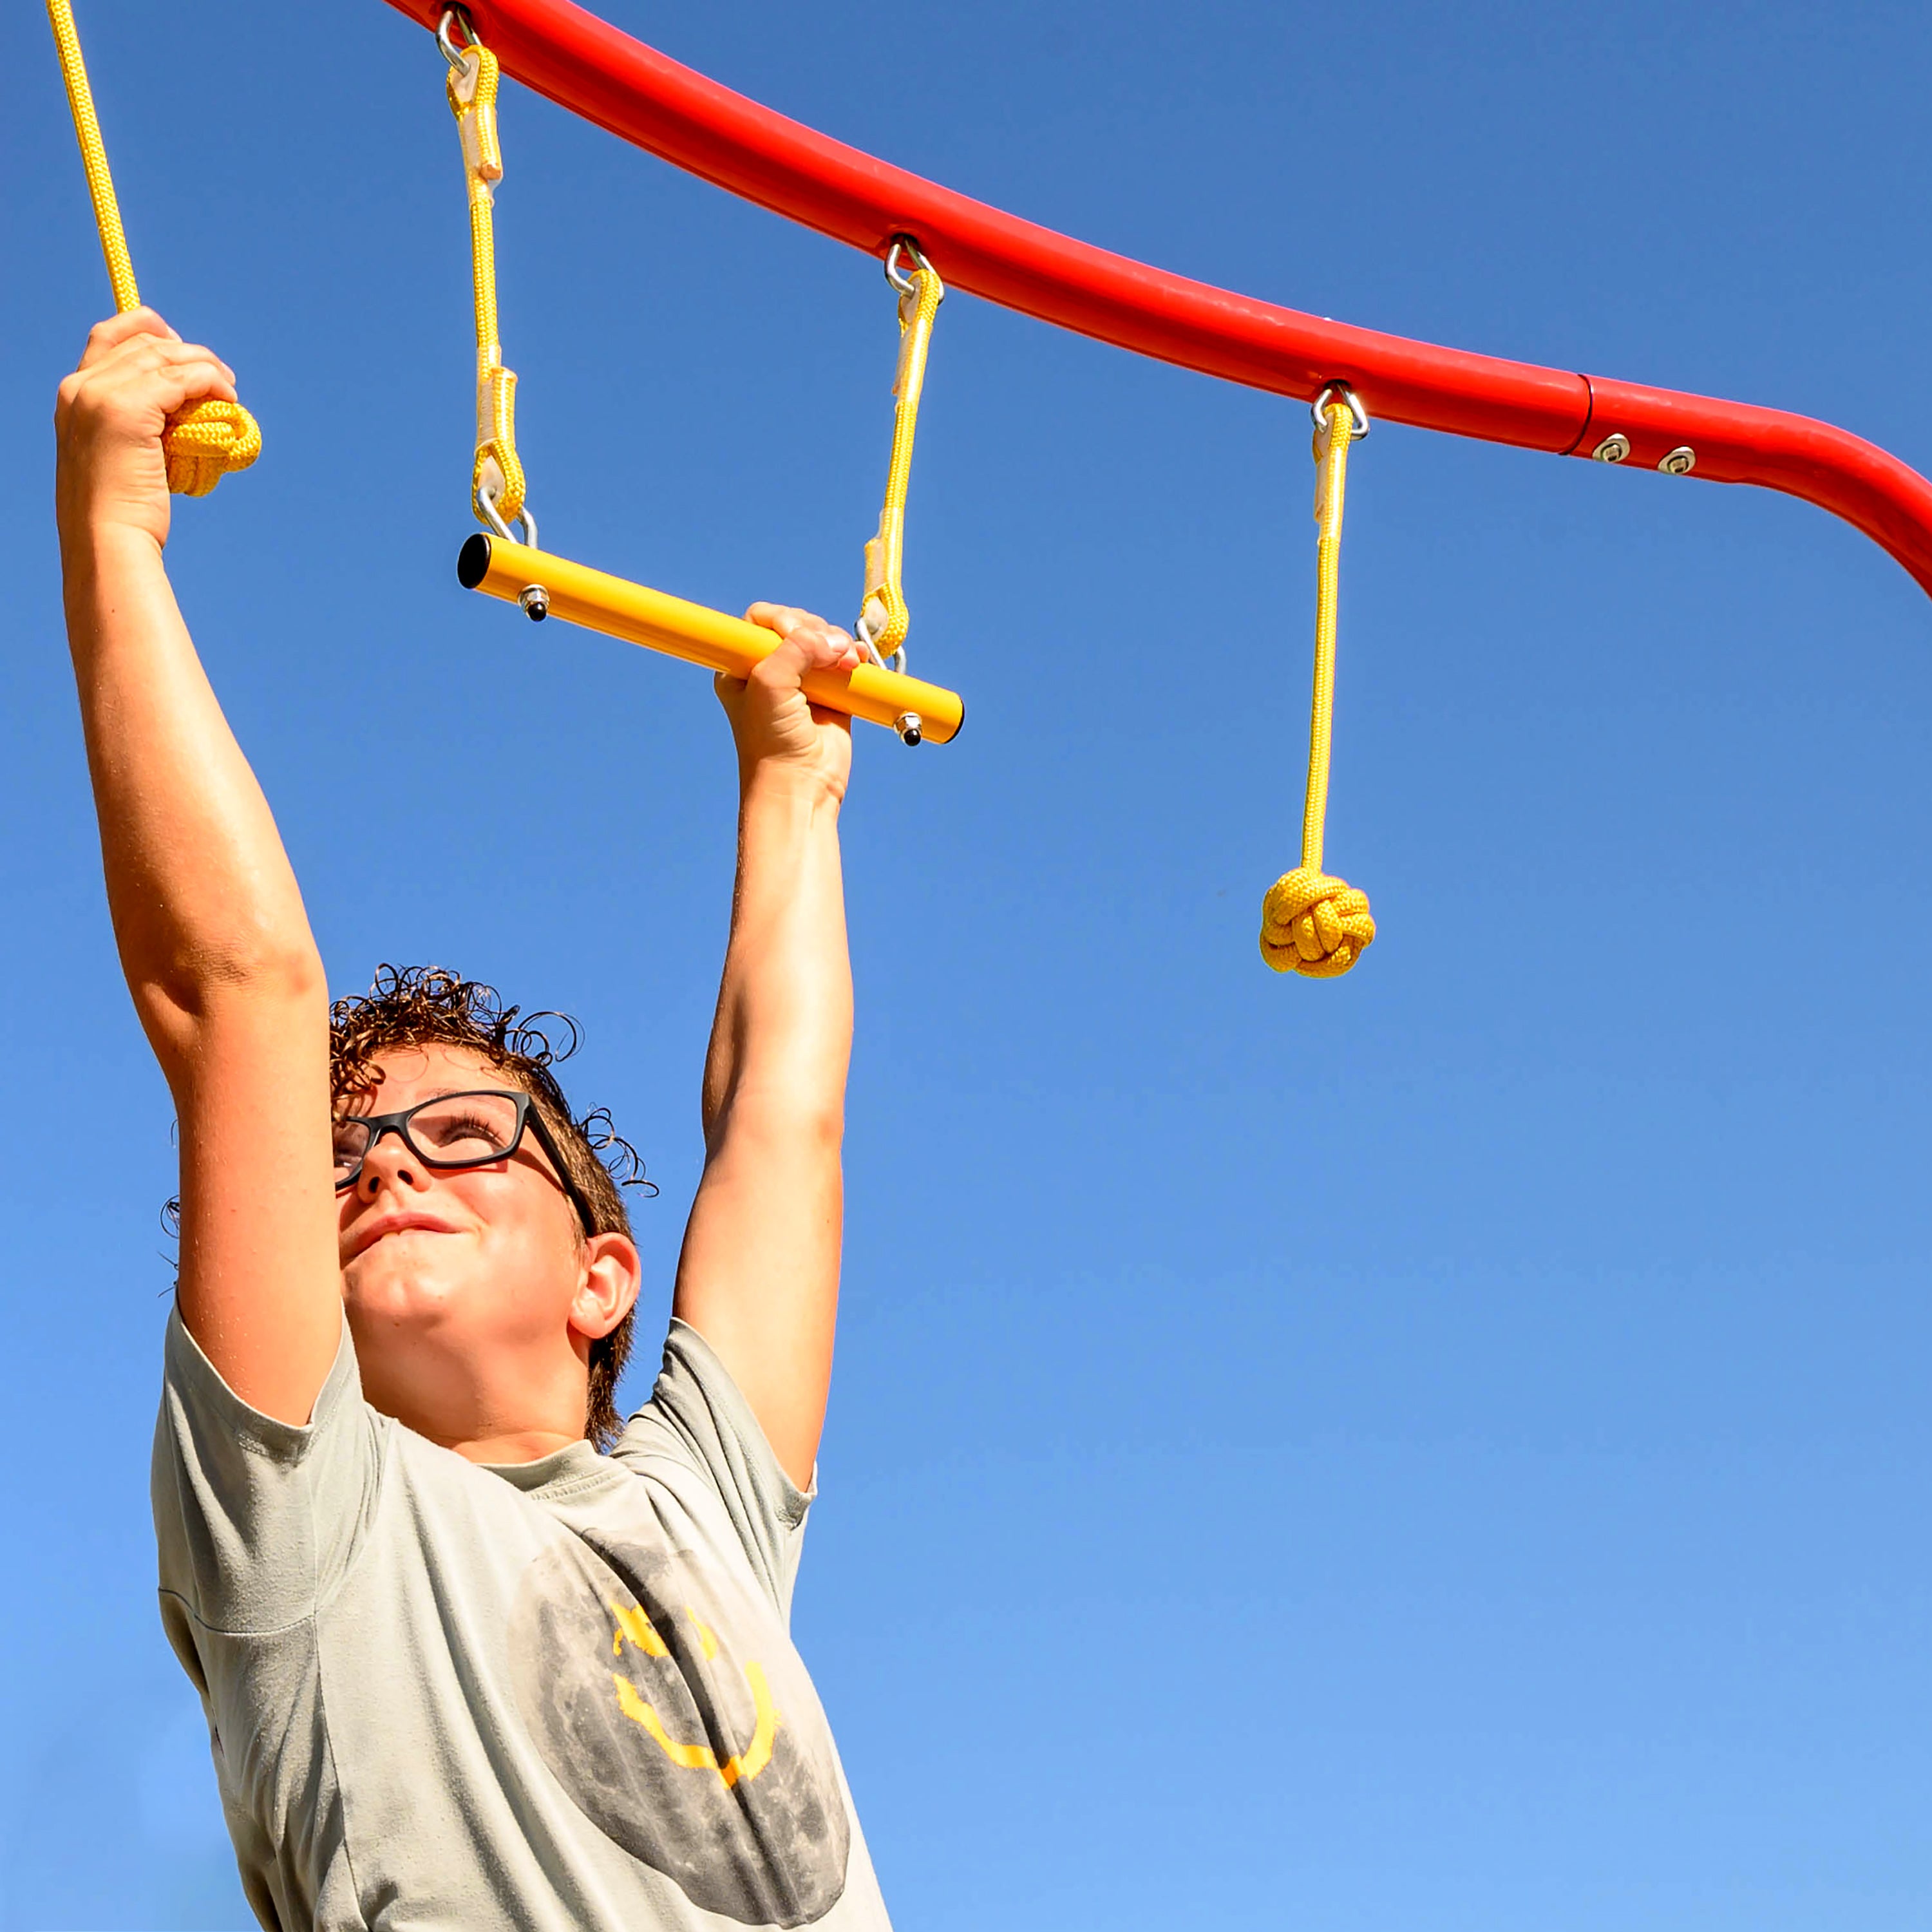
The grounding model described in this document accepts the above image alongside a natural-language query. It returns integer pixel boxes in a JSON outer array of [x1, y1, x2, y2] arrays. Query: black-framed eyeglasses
[[332, 1088, 596, 1235]]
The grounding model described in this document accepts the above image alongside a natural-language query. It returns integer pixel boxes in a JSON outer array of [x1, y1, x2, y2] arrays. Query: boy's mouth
[[346, 1210, 466, 1262]]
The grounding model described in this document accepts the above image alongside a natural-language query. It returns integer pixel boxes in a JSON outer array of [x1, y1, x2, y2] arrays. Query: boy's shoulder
[[155, 1304, 811, 1632]]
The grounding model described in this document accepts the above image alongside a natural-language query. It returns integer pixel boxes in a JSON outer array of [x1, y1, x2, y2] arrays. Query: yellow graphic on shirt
[[686, 1608, 720, 1661], [609, 1600, 781, 1790], [611, 1599, 668, 1658]]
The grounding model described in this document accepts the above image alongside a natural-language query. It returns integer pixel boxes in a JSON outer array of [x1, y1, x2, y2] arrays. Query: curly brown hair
[[330, 965, 655, 1450]]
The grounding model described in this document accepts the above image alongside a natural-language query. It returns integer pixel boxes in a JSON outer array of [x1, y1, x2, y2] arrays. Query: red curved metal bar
[[388, 0, 1932, 599]]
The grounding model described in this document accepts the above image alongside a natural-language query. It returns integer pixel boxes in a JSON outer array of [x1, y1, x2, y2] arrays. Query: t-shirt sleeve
[[612, 1318, 816, 1619], [151, 1303, 386, 1636]]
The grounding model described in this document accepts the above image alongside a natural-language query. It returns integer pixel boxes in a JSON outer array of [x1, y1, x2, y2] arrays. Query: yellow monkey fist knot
[[162, 398, 262, 497], [1259, 866, 1376, 978]]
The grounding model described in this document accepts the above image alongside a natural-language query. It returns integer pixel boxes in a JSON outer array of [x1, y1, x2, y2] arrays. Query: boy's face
[[334, 1042, 612, 1439]]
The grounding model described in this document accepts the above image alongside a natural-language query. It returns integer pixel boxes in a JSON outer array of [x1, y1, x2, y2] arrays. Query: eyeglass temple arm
[[522, 1101, 598, 1236]]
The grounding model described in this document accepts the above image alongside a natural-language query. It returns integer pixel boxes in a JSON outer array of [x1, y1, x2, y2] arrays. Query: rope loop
[[858, 237, 944, 660], [1259, 386, 1375, 977]]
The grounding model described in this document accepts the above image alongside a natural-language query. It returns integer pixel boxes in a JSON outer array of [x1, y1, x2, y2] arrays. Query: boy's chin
[[342, 1257, 475, 1324]]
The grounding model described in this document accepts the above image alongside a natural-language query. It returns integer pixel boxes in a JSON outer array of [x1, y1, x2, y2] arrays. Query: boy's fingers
[[75, 339, 238, 411], [790, 624, 852, 661], [744, 601, 813, 638], [59, 352, 239, 433], [759, 625, 861, 685], [751, 632, 817, 690], [743, 604, 857, 650], [808, 629, 862, 670], [170, 341, 237, 389], [79, 307, 179, 366], [741, 605, 862, 689], [177, 369, 242, 408], [97, 337, 236, 398], [137, 339, 237, 390], [141, 360, 242, 413]]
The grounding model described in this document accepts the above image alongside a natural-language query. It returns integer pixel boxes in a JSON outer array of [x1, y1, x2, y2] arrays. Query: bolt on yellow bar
[[457, 535, 964, 745]]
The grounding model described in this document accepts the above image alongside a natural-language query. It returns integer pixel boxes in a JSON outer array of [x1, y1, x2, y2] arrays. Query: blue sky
[[3, 0, 1930, 1926]]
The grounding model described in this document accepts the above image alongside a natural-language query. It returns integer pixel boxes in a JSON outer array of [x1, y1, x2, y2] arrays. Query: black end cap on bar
[[457, 532, 493, 590]]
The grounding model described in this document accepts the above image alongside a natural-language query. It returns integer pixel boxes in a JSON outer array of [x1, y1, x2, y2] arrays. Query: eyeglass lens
[[332, 1091, 525, 1184]]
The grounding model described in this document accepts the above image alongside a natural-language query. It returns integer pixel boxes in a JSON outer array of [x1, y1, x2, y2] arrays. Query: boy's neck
[[437, 1425, 588, 1466], [350, 1327, 593, 1466]]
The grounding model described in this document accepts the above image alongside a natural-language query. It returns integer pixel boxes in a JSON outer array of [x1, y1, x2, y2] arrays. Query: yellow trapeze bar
[[457, 535, 964, 746]]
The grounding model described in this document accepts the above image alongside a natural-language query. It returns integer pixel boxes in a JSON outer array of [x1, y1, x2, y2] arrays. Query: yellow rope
[[858, 249, 945, 655], [1260, 393, 1376, 978], [447, 33, 526, 527], [45, 0, 261, 497]]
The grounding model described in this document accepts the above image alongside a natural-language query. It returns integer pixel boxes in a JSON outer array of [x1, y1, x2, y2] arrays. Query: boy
[[56, 307, 890, 1930]]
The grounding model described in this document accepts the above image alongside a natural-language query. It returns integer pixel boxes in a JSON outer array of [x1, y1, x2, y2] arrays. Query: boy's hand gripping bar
[[457, 535, 966, 744]]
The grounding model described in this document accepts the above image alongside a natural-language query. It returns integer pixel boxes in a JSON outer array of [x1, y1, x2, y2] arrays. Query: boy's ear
[[571, 1232, 641, 1340]]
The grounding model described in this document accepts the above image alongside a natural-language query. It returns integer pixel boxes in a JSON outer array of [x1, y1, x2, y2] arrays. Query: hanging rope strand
[[443, 8, 529, 537], [1300, 393, 1350, 873], [45, 0, 261, 496], [857, 239, 944, 661], [45, 0, 136, 311], [1259, 388, 1376, 978]]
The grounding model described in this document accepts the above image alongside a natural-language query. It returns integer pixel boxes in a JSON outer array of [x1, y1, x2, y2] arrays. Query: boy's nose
[[358, 1130, 426, 1199]]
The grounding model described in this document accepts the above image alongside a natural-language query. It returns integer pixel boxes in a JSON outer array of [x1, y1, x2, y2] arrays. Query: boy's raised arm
[[672, 607, 863, 1489], [57, 310, 340, 1424]]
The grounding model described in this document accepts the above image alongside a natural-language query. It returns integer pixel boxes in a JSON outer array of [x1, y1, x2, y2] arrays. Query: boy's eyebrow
[[335, 1083, 519, 1117]]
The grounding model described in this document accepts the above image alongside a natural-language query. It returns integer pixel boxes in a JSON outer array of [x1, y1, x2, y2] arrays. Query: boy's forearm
[[674, 616, 857, 1483], [700, 772, 853, 1145], [61, 523, 322, 1074]]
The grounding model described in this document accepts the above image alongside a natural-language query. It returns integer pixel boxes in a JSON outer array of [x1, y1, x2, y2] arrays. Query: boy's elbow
[[140, 931, 328, 1025], [794, 1099, 846, 1155], [708, 1084, 846, 1160]]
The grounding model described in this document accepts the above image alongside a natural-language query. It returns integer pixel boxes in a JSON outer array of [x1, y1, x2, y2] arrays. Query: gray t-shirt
[[152, 1307, 889, 1932]]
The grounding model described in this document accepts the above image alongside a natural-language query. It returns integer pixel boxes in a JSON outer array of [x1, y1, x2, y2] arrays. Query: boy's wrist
[[737, 759, 844, 821], [58, 511, 165, 570]]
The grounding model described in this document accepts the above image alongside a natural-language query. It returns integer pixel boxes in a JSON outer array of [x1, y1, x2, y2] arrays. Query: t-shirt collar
[[478, 1437, 613, 1496]]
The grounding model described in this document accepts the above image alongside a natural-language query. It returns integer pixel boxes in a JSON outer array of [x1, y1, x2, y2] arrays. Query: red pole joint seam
[[384, 0, 1932, 600]]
